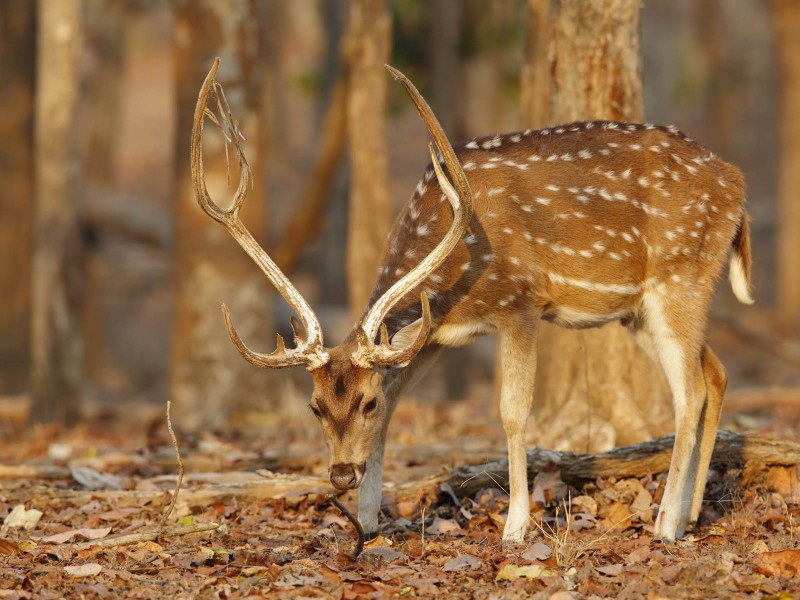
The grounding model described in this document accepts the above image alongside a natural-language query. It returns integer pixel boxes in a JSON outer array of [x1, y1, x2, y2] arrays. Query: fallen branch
[[72, 522, 220, 550], [448, 430, 800, 499], [8, 432, 799, 509], [0, 464, 70, 479]]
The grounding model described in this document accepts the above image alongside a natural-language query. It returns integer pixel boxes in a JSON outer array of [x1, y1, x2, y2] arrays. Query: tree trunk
[[343, 0, 393, 317], [693, 0, 736, 159], [171, 0, 272, 430], [82, 0, 126, 188], [774, 0, 800, 332], [527, 0, 673, 453], [0, 1, 35, 395], [519, 0, 550, 130], [430, 0, 463, 139], [30, 0, 84, 425]]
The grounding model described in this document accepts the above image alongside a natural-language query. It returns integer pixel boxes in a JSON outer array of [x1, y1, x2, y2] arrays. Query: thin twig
[[328, 494, 365, 558], [160, 400, 184, 527], [72, 522, 220, 550]]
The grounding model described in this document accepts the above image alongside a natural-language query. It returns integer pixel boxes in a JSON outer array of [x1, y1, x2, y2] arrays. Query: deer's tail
[[729, 211, 754, 305]]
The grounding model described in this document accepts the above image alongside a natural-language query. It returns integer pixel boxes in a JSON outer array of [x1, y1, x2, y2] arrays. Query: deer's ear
[[390, 318, 425, 352]]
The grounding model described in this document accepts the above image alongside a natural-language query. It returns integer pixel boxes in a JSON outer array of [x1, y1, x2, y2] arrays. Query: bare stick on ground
[[72, 522, 220, 551], [329, 494, 365, 558], [160, 399, 184, 527]]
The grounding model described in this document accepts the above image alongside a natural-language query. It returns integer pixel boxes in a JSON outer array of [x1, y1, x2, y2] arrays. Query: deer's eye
[[364, 398, 377, 414]]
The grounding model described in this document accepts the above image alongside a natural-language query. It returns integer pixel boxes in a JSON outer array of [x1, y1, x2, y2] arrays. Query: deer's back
[[371, 121, 746, 342]]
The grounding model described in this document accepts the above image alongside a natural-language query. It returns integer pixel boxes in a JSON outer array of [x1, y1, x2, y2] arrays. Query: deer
[[191, 58, 753, 545]]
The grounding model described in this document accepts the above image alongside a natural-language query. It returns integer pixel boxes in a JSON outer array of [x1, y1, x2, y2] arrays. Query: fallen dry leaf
[[495, 563, 558, 581], [363, 535, 393, 549], [532, 466, 567, 506], [42, 527, 112, 544], [70, 467, 122, 491], [396, 502, 419, 519], [0, 538, 19, 555], [596, 563, 623, 577], [630, 487, 654, 522], [427, 517, 462, 536], [443, 553, 482, 572], [765, 466, 800, 501], [570, 495, 597, 516], [601, 502, 634, 531], [659, 563, 685, 583], [752, 549, 800, 578], [522, 542, 552, 561], [64, 563, 103, 577], [360, 546, 407, 563], [95, 508, 139, 522], [2, 505, 43, 532]]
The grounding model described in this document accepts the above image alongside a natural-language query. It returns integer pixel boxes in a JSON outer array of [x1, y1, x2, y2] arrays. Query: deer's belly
[[430, 321, 496, 347], [541, 306, 633, 329]]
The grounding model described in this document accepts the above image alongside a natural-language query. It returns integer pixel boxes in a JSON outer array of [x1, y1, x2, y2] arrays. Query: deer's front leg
[[357, 432, 387, 537], [358, 345, 442, 536], [498, 316, 539, 545]]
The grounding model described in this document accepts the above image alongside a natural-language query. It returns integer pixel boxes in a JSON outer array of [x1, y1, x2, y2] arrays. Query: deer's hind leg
[[688, 345, 727, 526], [638, 292, 707, 542]]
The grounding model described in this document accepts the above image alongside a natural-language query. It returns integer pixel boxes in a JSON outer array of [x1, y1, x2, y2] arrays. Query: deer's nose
[[330, 463, 359, 490]]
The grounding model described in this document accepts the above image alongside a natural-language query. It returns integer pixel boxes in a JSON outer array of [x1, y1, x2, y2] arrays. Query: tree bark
[[30, 0, 84, 425], [526, 0, 673, 453], [0, 1, 36, 395], [430, 0, 463, 139], [171, 0, 272, 430], [343, 0, 393, 317], [774, 0, 800, 332], [519, 0, 551, 130]]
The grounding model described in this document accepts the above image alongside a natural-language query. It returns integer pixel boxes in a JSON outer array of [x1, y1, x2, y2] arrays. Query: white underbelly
[[543, 306, 631, 329], [431, 321, 496, 347]]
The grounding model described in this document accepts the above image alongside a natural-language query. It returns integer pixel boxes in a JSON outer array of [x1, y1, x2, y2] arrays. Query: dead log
[[448, 431, 800, 499]]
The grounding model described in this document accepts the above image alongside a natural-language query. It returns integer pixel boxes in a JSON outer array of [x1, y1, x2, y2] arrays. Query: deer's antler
[[192, 58, 329, 371], [351, 66, 474, 368]]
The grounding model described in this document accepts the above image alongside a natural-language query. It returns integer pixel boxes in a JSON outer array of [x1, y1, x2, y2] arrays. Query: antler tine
[[356, 293, 431, 368], [192, 58, 329, 371], [384, 65, 473, 225], [353, 66, 473, 368], [191, 58, 241, 226], [355, 140, 470, 366]]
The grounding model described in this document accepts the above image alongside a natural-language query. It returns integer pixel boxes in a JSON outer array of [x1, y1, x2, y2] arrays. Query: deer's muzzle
[[330, 463, 365, 490]]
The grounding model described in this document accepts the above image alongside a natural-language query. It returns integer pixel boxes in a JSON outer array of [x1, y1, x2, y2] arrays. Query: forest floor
[[2, 377, 800, 599]]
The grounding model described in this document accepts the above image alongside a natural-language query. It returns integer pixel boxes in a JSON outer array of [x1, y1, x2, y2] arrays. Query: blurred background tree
[[0, 0, 796, 446], [528, 0, 674, 453], [30, 0, 84, 425], [774, 0, 800, 333], [0, 1, 36, 397], [170, 0, 274, 430]]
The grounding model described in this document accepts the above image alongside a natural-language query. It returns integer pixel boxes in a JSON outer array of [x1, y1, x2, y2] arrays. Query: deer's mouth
[[329, 462, 366, 490]]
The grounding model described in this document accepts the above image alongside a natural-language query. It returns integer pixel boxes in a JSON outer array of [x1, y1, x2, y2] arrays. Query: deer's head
[[191, 59, 472, 491]]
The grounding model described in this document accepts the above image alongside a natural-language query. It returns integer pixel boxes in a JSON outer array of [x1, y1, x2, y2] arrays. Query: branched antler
[[191, 58, 329, 371]]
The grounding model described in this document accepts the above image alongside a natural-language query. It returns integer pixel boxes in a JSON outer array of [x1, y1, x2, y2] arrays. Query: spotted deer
[[191, 59, 753, 544]]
